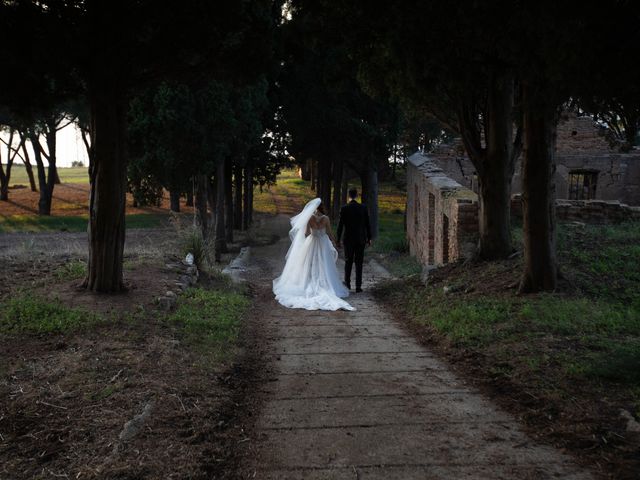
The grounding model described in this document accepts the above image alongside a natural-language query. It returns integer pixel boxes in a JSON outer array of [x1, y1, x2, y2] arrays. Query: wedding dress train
[[273, 198, 355, 311]]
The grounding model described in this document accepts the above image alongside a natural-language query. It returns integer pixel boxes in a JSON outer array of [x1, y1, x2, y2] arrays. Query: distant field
[[5, 165, 89, 186], [0, 213, 170, 234]]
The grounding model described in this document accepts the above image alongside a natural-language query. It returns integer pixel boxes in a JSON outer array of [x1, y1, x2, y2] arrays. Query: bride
[[273, 198, 355, 311]]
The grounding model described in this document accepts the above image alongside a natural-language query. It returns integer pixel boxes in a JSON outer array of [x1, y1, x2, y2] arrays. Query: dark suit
[[337, 200, 372, 289]]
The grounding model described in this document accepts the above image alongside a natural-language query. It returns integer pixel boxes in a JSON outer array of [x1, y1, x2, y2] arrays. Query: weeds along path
[[235, 215, 595, 479]]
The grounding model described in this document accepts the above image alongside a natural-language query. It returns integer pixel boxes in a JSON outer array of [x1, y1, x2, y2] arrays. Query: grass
[[166, 285, 249, 361], [253, 169, 314, 215], [0, 294, 101, 334], [55, 260, 88, 280], [0, 213, 170, 233], [558, 222, 640, 307], [366, 170, 422, 277], [376, 218, 640, 446], [370, 172, 640, 467], [7, 165, 89, 186], [179, 225, 213, 268]]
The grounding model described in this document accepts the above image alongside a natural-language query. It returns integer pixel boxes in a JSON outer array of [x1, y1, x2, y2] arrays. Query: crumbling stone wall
[[511, 196, 640, 224], [407, 152, 478, 266], [425, 113, 640, 206]]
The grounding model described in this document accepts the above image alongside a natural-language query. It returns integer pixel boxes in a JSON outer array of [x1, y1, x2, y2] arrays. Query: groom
[[336, 188, 372, 293]]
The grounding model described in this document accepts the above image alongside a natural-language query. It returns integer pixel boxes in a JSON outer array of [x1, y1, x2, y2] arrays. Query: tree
[[280, 1, 397, 238], [0, 126, 25, 200], [27, 112, 73, 215], [513, 0, 640, 292], [573, 9, 640, 151], [1, 0, 278, 292], [128, 83, 201, 211], [339, 1, 524, 260]]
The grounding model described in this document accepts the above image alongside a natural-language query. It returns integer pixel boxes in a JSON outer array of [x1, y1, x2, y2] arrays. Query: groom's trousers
[[344, 242, 365, 289]]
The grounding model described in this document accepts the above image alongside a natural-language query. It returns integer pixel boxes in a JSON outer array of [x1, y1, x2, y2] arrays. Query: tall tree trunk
[[0, 146, 6, 201], [169, 190, 181, 213], [0, 129, 20, 201], [361, 166, 379, 239], [80, 128, 94, 166], [341, 166, 348, 206], [310, 158, 316, 191], [391, 147, 397, 180], [243, 165, 252, 230], [186, 189, 194, 207], [300, 158, 312, 181], [207, 176, 216, 226], [214, 160, 227, 261], [248, 165, 254, 225], [477, 72, 514, 259], [518, 84, 558, 293], [625, 117, 638, 146], [44, 119, 58, 209], [319, 159, 331, 211], [195, 174, 209, 237], [224, 158, 233, 243], [234, 164, 243, 229], [28, 132, 53, 215], [456, 71, 520, 261], [19, 135, 38, 192], [331, 159, 343, 220], [83, 81, 128, 292], [314, 160, 320, 193]]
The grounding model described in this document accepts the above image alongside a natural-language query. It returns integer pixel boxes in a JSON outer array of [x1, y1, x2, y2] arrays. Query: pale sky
[[1, 123, 89, 168]]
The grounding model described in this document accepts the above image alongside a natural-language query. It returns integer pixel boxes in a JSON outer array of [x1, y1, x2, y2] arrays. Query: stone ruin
[[406, 153, 478, 267], [428, 112, 640, 206], [407, 113, 640, 267]]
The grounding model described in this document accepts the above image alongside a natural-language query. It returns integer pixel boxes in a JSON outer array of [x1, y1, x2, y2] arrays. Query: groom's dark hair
[[348, 188, 358, 199]]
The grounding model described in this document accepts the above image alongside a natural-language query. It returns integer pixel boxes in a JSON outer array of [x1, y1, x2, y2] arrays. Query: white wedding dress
[[273, 198, 355, 311]]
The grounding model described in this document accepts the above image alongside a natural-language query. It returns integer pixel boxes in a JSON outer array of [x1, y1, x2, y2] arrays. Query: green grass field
[[0, 213, 170, 233], [6, 165, 89, 186]]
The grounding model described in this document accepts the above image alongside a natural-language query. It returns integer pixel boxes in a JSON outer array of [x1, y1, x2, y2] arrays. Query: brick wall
[[424, 113, 640, 206], [407, 153, 479, 266]]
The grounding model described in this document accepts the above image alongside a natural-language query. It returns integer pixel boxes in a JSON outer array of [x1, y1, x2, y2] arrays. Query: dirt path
[[238, 215, 595, 479]]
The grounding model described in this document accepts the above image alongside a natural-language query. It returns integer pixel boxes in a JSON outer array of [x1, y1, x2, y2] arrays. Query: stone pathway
[[243, 217, 593, 479]]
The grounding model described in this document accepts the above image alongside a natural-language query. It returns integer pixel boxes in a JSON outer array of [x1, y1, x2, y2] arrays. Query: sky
[[1, 123, 88, 168]]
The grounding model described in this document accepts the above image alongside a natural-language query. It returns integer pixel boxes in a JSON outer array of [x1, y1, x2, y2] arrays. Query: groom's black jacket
[[337, 200, 372, 246]]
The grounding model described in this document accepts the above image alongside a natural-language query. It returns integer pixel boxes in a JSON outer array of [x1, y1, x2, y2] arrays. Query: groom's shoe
[[355, 287, 363, 293], [343, 281, 351, 290]]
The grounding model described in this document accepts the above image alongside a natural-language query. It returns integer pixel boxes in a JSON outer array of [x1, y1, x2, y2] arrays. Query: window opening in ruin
[[568, 170, 598, 200], [428, 193, 435, 264], [442, 213, 450, 264]]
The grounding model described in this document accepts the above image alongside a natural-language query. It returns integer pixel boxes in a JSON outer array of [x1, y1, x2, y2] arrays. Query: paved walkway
[[244, 217, 592, 479]]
